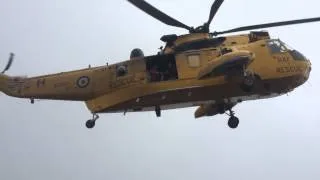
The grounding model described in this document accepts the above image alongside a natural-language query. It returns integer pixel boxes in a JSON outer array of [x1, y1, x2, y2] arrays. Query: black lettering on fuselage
[[273, 55, 290, 63], [276, 66, 303, 73]]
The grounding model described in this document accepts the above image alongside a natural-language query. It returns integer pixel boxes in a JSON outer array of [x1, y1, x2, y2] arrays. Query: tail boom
[[0, 70, 95, 101]]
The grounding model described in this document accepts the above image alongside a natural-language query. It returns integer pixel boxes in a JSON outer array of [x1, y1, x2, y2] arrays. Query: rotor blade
[[207, 0, 224, 26], [127, 0, 191, 31], [212, 17, 320, 36]]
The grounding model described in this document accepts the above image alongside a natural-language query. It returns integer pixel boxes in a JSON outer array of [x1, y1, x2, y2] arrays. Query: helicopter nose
[[293, 60, 311, 87], [305, 62, 312, 79], [299, 61, 312, 85]]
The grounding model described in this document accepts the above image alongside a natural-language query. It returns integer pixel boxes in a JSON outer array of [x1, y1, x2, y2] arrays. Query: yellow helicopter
[[0, 0, 317, 129]]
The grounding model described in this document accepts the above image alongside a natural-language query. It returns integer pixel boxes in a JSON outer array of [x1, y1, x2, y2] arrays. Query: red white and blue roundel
[[76, 76, 90, 88]]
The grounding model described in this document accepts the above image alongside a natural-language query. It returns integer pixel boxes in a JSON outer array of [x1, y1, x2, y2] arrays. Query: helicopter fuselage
[[0, 32, 311, 116]]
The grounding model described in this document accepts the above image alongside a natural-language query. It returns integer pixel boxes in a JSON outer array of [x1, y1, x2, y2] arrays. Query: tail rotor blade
[[2, 53, 14, 74]]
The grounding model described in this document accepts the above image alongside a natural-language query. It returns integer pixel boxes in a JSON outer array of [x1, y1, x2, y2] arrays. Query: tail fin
[[0, 73, 27, 97], [1, 53, 15, 95], [0, 74, 9, 93]]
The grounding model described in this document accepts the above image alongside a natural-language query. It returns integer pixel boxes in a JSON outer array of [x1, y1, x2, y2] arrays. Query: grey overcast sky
[[1, 0, 320, 180]]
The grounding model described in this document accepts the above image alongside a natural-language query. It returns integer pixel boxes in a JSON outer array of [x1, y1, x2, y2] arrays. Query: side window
[[187, 54, 200, 68], [116, 64, 128, 77]]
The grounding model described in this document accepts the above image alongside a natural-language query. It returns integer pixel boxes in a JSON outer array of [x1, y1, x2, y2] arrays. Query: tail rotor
[[1, 53, 14, 74]]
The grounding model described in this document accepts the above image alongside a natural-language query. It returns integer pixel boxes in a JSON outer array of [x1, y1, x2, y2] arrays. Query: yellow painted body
[[0, 32, 311, 114]]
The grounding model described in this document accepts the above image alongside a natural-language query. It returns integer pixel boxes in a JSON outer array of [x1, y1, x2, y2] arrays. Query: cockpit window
[[289, 50, 307, 61], [267, 40, 288, 54]]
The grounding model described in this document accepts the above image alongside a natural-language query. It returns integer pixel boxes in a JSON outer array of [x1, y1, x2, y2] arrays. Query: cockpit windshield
[[267, 39, 292, 54], [267, 39, 307, 61]]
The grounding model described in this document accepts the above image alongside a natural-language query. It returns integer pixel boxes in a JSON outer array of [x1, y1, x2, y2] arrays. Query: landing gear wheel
[[155, 106, 161, 117], [85, 113, 99, 129], [86, 120, 95, 129], [226, 109, 239, 129], [228, 116, 239, 129]]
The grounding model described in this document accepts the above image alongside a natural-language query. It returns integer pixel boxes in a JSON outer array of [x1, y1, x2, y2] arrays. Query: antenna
[[1, 53, 14, 74]]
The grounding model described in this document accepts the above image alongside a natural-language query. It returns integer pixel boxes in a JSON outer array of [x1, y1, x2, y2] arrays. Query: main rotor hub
[[190, 23, 210, 34]]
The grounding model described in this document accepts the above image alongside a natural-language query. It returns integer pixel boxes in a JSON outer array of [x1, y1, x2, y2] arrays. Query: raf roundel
[[76, 76, 90, 88]]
